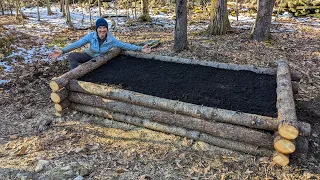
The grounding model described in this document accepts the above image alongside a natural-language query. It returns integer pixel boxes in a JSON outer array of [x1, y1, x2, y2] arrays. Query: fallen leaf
[[16, 146, 28, 156]]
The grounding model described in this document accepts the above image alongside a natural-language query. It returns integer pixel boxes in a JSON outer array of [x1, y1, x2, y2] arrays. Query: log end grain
[[274, 138, 296, 154], [50, 81, 60, 92], [51, 93, 61, 103], [273, 152, 290, 166], [278, 124, 299, 140]]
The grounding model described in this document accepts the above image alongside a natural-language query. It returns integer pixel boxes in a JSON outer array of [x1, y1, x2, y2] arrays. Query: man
[[48, 18, 151, 69]]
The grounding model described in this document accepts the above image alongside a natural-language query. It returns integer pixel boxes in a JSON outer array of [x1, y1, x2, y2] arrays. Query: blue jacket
[[61, 31, 142, 57]]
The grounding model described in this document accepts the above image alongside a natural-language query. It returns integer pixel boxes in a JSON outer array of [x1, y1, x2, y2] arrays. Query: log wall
[[49, 51, 310, 167]]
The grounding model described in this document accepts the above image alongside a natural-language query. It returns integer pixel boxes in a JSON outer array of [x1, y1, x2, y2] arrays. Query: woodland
[[0, 0, 320, 179]]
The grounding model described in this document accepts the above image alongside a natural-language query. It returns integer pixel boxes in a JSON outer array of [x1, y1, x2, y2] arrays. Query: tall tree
[[65, 0, 73, 27], [173, 0, 188, 52], [98, 0, 102, 17], [207, 0, 231, 35], [139, 0, 151, 21], [0, 0, 4, 15], [46, 0, 52, 15], [60, 0, 66, 17], [37, 0, 40, 21], [251, 0, 275, 41]]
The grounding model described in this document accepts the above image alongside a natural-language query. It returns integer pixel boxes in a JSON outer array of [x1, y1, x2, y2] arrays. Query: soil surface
[[80, 55, 277, 117]]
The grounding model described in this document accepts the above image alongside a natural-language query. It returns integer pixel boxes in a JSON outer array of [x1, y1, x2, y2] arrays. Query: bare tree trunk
[[37, 0, 40, 21], [134, 0, 137, 19], [61, 0, 66, 17], [140, 0, 151, 21], [46, 0, 52, 15], [98, 0, 101, 17], [207, 0, 231, 35], [173, 0, 188, 52], [15, 0, 19, 19], [251, 0, 275, 41], [65, 0, 73, 28], [0, 0, 4, 15], [9, 0, 13, 15]]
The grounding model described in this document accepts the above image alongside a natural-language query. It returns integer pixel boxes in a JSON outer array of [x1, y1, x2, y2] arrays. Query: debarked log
[[68, 80, 311, 136], [50, 48, 122, 92], [277, 60, 299, 140], [68, 92, 274, 149], [70, 102, 274, 156]]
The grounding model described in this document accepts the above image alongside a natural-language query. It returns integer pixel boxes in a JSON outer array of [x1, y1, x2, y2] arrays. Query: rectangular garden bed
[[49, 48, 311, 166]]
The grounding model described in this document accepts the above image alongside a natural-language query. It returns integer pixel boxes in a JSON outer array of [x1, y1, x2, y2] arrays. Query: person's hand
[[48, 49, 63, 60], [141, 44, 151, 53]]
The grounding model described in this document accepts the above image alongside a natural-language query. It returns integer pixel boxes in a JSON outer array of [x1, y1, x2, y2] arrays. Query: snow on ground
[[0, 3, 320, 84]]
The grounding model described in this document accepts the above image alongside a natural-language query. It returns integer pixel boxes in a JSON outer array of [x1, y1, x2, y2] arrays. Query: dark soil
[[80, 55, 277, 117]]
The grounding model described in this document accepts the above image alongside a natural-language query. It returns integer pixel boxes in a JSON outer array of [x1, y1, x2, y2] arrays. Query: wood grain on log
[[276, 60, 299, 140], [54, 99, 71, 111], [50, 88, 68, 103], [273, 152, 290, 166], [50, 48, 122, 92], [68, 92, 274, 148], [70, 102, 274, 156], [274, 132, 296, 154]]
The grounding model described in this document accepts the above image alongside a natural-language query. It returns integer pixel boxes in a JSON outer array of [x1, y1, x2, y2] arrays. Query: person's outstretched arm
[[113, 37, 151, 53], [48, 33, 92, 59]]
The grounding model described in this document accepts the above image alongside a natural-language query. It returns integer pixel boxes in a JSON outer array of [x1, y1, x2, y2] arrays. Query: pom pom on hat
[[95, 18, 108, 30]]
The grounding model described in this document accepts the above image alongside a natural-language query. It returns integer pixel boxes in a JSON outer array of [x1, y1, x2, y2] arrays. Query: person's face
[[97, 26, 108, 38]]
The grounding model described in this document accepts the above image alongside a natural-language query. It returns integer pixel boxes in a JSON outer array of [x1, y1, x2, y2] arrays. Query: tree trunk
[[69, 92, 274, 148], [251, 0, 275, 41], [207, 0, 231, 35], [37, 0, 40, 21], [46, 0, 52, 15], [65, 0, 73, 28], [61, 0, 66, 17], [50, 48, 122, 92], [276, 60, 299, 140], [98, 0, 102, 17], [0, 0, 4, 15], [15, 0, 19, 20], [173, 0, 188, 52], [140, 0, 151, 21], [68, 79, 311, 136], [70, 102, 274, 156]]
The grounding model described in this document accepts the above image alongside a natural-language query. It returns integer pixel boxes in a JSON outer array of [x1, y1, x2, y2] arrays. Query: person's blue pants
[[68, 52, 92, 70]]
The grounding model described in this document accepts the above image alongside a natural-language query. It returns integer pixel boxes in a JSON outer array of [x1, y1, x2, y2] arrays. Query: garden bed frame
[[49, 48, 311, 166]]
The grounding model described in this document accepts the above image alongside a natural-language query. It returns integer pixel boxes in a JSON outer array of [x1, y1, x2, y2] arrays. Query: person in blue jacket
[[48, 18, 151, 69]]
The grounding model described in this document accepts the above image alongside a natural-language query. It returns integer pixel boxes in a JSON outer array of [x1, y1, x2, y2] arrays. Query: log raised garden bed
[[50, 48, 311, 166]]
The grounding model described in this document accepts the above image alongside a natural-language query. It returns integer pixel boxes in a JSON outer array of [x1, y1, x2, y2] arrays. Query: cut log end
[[50, 81, 60, 92], [51, 93, 61, 103], [273, 152, 289, 166], [278, 125, 299, 140], [274, 138, 296, 154]]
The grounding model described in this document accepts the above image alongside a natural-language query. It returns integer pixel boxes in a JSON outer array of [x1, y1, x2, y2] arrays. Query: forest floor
[[0, 13, 320, 180]]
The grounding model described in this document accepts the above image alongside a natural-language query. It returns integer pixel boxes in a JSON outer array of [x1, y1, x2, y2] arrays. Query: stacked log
[[48, 51, 310, 167], [49, 48, 122, 115]]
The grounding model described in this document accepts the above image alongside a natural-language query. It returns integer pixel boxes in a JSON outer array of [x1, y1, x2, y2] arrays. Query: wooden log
[[292, 81, 299, 94], [123, 51, 302, 81], [50, 48, 122, 92], [50, 88, 68, 103], [70, 102, 274, 156], [276, 60, 299, 140], [274, 132, 296, 154], [68, 80, 278, 131], [68, 92, 274, 148], [273, 152, 290, 166], [68, 80, 311, 136], [291, 136, 309, 159], [54, 99, 71, 111]]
